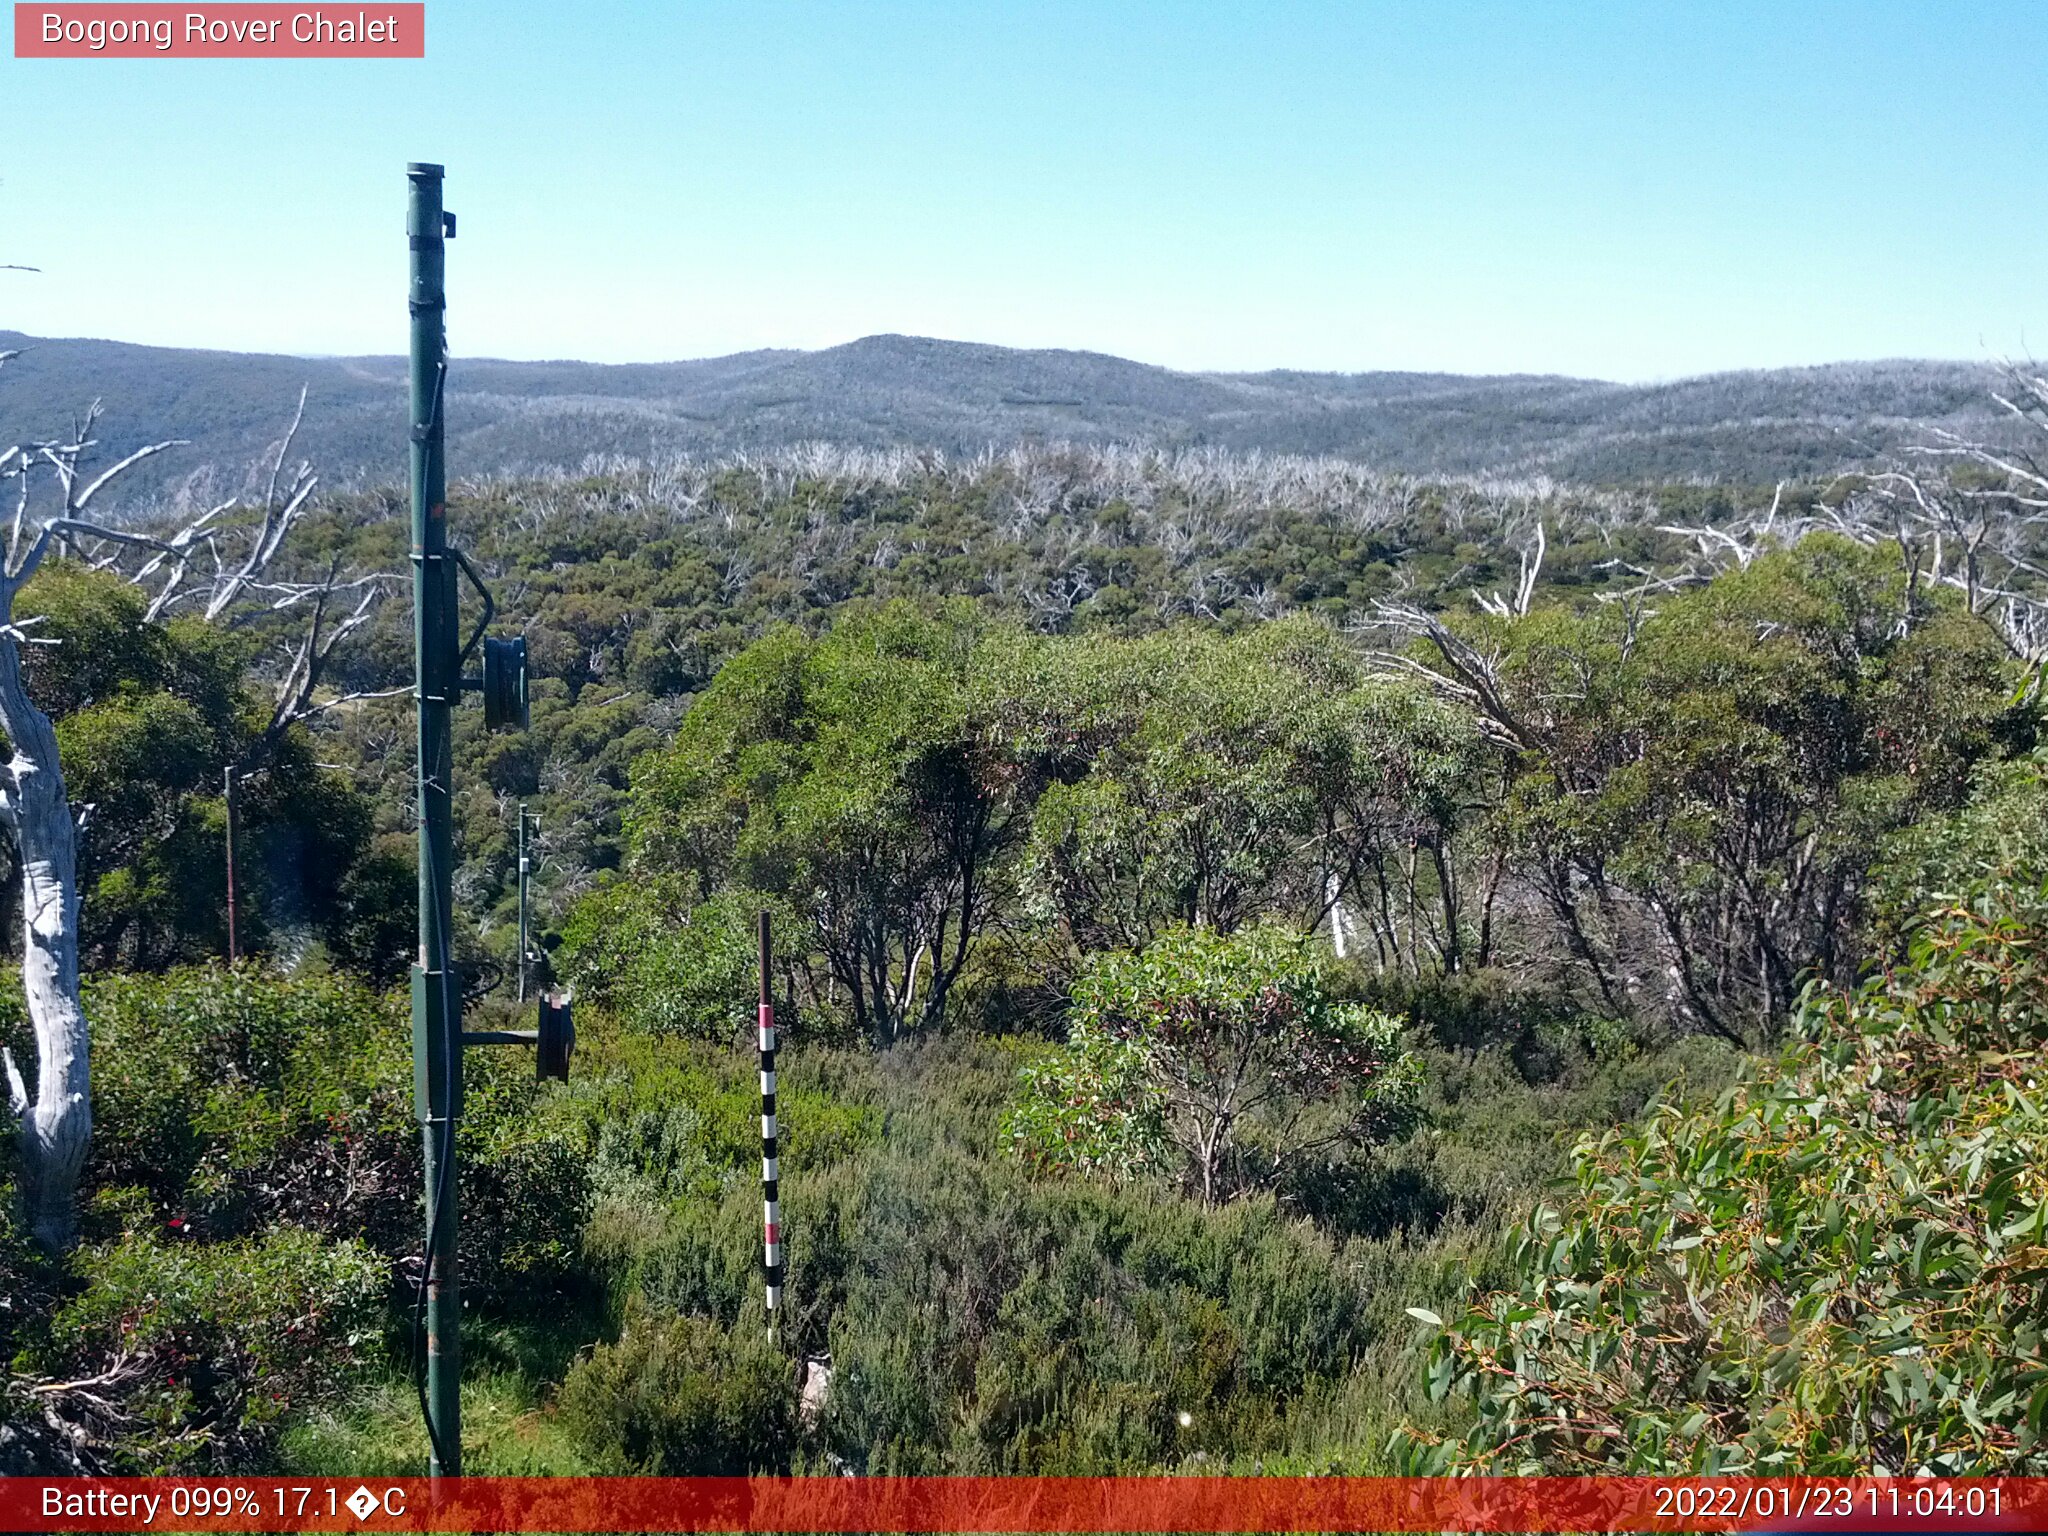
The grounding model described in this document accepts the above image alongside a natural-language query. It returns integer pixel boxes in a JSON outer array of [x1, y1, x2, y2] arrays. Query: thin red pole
[[223, 766, 240, 964]]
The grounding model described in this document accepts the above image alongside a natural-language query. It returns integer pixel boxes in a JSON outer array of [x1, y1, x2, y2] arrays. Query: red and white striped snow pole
[[758, 911, 782, 1328]]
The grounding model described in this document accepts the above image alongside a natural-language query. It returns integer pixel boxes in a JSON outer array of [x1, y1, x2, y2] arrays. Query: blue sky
[[0, 1, 2041, 379]]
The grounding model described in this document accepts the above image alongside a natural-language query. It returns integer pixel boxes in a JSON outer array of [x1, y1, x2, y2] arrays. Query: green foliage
[[1017, 620, 1484, 963], [618, 608, 1484, 1044], [83, 967, 414, 1245], [594, 1060, 1388, 1477], [815, 1158, 1373, 1473], [628, 603, 1041, 1045], [556, 1306, 797, 1474], [0, 1134, 55, 1368], [2, 968, 596, 1472], [31, 1226, 383, 1471], [24, 561, 244, 728], [14, 562, 408, 978], [555, 875, 687, 1013], [321, 833, 418, 988], [1870, 748, 2048, 942], [1004, 1028, 1165, 1186], [288, 450, 2031, 1008], [81, 968, 587, 1299], [547, 1031, 1442, 1474], [1476, 537, 2020, 1040], [568, 1029, 884, 1227], [1010, 926, 1419, 1204], [40, 989, 1725, 1477], [560, 882, 774, 1042], [457, 1039, 596, 1299], [1398, 753, 2048, 1474]]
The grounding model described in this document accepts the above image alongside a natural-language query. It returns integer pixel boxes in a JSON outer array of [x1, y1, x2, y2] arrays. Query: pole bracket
[[460, 991, 572, 1080], [451, 545, 496, 668]]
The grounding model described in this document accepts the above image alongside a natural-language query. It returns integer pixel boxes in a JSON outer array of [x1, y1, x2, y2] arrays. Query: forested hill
[[0, 328, 2008, 493]]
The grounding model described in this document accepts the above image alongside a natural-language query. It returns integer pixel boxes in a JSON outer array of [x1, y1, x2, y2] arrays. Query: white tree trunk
[[0, 632, 88, 1251]]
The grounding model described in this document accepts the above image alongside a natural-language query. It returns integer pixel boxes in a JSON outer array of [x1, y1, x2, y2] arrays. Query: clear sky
[[0, 1, 2041, 380]]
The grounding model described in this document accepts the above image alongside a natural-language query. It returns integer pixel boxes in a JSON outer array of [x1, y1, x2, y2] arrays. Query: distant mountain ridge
[[0, 329, 2009, 497]]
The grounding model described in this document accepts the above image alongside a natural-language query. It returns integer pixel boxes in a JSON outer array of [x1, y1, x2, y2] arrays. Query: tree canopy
[[1427, 537, 2021, 1043], [18, 563, 409, 977]]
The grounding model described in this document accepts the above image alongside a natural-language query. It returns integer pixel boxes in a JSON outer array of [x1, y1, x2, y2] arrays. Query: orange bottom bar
[[4, 1475, 2037, 1534]]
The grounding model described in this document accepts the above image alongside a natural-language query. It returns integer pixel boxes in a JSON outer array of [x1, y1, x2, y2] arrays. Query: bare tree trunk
[[1430, 839, 1462, 974], [0, 625, 88, 1252]]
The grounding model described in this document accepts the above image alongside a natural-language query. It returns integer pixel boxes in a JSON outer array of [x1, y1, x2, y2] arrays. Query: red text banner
[[0, 1476, 2038, 1533], [14, 4, 424, 57]]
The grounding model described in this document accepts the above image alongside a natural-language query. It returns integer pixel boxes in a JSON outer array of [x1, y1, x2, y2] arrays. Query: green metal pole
[[407, 161, 462, 1479]]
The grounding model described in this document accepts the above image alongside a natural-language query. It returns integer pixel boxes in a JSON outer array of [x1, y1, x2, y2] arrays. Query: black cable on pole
[[411, 1111, 456, 1474]]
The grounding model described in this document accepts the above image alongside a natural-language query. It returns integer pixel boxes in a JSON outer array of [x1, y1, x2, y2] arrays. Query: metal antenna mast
[[408, 160, 464, 1478], [406, 159, 564, 1482]]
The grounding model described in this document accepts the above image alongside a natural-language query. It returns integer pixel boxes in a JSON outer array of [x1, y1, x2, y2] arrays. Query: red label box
[[14, 3, 424, 56]]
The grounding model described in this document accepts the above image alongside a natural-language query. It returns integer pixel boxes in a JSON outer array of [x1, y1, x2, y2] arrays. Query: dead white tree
[[0, 383, 397, 1249], [1363, 594, 1534, 753], [1628, 368, 2048, 663], [50, 388, 407, 757], [0, 393, 182, 1250], [1846, 364, 2048, 659], [1476, 519, 1546, 619]]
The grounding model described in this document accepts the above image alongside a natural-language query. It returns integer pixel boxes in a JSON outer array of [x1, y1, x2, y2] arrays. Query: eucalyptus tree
[[1017, 617, 1487, 974], [1008, 924, 1419, 1205], [1380, 536, 2017, 1044], [622, 606, 1493, 1047], [629, 600, 1039, 1046]]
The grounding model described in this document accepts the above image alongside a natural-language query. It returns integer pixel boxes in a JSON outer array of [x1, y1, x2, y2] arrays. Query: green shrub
[[0, 1134, 49, 1353], [1008, 926, 1419, 1203], [1872, 749, 2048, 942], [85, 967, 416, 1248], [561, 880, 779, 1042], [456, 1044, 595, 1305], [565, 1031, 883, 1219], [31, 1226, 382, 1472], [557, 1306, 797, 1473], [1003, 1015, 1167, 1185], [1397, 761, 2048, 1474], [74, 967, 589, 1304], [1367, 967, 1644, 1074], [8, 969, 594, 1471], [575, 1033, 1386, 1475], [815, 1149, 1373, 1472]]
